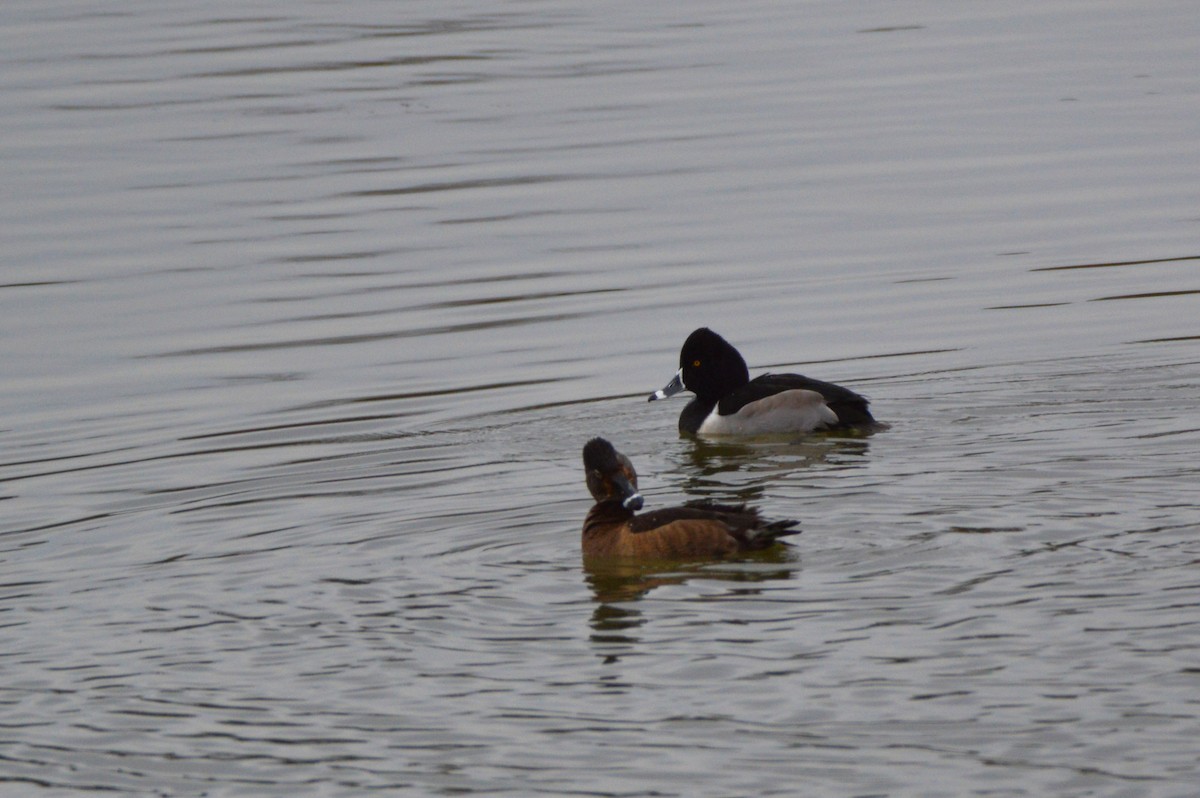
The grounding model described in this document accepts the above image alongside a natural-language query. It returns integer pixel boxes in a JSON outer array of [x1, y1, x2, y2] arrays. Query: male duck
[[581, 437, 799, 559], [648, 327, 874, 436]]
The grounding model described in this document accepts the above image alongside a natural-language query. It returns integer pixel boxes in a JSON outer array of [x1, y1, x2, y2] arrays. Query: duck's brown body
[[583, 499, 798, 559], [580, 437, 799, 560]]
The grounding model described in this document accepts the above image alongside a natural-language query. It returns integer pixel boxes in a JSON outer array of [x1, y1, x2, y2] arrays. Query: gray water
[[3, 1, 1199, 795]]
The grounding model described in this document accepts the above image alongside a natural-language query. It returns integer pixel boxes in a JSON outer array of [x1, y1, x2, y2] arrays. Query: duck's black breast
[[678, 396, 718, 434]]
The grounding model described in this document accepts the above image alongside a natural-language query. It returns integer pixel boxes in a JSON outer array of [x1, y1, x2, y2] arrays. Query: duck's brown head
[[582, 437, 643, 511]]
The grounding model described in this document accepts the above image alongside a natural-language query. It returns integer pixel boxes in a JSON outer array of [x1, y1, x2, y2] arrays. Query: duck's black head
[[678, 327, 750, 400]]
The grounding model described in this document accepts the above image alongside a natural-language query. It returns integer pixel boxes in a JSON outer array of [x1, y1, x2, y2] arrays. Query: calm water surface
[[2, 1, 1199, 795]]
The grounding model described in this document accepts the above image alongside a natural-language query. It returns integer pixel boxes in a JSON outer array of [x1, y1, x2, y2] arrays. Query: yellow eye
[[693, 359, 701, 367]]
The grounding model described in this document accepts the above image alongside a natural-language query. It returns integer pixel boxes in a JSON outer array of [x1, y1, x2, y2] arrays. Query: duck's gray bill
[[648, 369, 685, 402], [613, 474, 644, 511]]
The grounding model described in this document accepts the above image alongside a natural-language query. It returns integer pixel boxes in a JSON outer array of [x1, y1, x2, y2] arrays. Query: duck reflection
[[583, 549, 798, 653], [584, 546, 796, 604], [674, 433, 873, 500]]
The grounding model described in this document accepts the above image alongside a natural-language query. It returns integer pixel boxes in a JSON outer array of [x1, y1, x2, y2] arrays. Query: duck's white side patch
[[697, 389, 837, 436]]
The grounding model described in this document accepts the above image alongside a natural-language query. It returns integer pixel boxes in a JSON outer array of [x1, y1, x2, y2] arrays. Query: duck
[[581, 437, 800, 558], [648, 327, 874, 436]]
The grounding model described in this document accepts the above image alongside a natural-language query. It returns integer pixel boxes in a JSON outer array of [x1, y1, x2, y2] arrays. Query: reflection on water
[[584, 547, 798, 605], [4, 0, 1200, 795], [665, 433, 875, 505], [585, 550, 799, 660]]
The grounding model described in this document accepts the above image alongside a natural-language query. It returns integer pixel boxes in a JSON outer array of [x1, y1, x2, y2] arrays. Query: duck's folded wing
[[630, 503, 799, 546], [629, 505, 736, 532], [622, 516, 742, 557]]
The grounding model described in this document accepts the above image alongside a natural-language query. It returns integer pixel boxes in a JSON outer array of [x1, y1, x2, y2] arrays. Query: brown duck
[[581, 437, 800, 559]]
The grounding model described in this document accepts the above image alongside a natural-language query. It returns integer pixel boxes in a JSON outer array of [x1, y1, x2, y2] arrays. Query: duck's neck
[[583, 501, 633, 538]]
